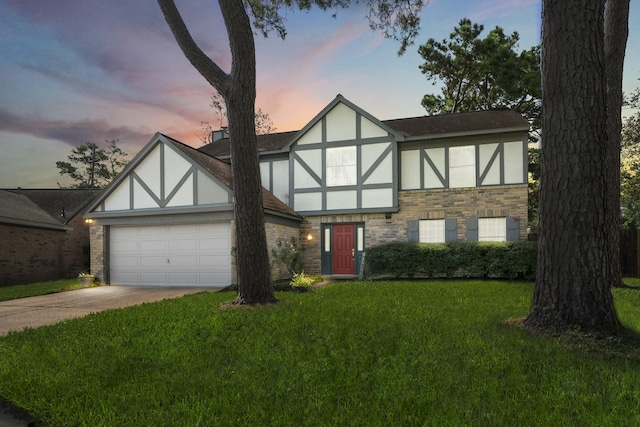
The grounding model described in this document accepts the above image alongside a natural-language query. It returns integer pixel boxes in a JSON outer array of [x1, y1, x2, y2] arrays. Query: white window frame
[[449, 145, 476, 188], [419, 219, 446, 243], [478, 217, 506, 242], [326, 146, 357, 186]]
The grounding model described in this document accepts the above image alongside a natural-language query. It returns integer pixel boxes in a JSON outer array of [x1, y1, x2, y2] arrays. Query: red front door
[[333, 224, 355, 274]]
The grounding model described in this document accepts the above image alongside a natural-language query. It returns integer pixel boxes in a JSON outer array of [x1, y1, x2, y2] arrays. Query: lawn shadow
[[0, 396, 37, 426], [506, 317, 640, 360]]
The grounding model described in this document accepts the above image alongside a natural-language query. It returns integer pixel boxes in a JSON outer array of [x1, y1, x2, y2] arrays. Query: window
[[449, 145, 476, 188], [326, 146, 357, 186], [419, 219, 445, 243], [478, 217, 506, 241]]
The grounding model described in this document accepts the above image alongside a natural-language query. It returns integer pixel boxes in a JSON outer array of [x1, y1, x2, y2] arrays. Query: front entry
[[332, 224, 355, 274]]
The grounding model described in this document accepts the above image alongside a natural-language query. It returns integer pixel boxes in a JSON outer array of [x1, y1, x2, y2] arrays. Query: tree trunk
[[157, 0, 275, 304], [221, 0, 275, 304], [524, 0, 620, 334], [604, 0, 630, 288]]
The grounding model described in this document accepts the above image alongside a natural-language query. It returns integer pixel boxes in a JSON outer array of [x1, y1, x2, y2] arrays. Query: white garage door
[[110, 222, 231, 287]]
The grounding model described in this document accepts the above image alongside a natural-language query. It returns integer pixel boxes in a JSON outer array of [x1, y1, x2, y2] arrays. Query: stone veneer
[[89, 224, 106, 283], [265, 221, 301, 281], [299, 184, 528, 275], [231, 221, 300, 283], [224, 219, 301, 284]]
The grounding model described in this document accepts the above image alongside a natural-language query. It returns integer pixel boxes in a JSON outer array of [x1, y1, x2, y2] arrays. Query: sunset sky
[[1, 0, 639, 188]]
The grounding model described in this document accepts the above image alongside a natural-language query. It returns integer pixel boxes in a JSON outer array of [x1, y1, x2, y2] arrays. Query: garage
[[85, 135, 301, 285], [109, 222, 231, 287]]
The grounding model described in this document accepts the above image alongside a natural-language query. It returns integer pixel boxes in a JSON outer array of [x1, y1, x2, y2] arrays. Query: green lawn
[[0, 279, 95, 302], [1, 280, 640, 426]]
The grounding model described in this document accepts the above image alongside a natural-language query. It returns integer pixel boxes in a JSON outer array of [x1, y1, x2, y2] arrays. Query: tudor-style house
[[85, 95, 529, 286]]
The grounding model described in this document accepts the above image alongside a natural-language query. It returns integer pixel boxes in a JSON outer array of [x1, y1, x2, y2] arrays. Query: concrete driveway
[[0, 285, 221, 336]]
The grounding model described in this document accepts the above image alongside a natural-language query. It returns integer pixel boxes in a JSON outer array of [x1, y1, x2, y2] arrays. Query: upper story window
[[326, 146, 357, 186], [449, 145, 476, 188], [400, 141, 525, 191]]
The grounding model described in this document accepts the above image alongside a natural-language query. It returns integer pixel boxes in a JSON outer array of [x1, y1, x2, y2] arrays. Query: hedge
[[365, 241, 537, 280]]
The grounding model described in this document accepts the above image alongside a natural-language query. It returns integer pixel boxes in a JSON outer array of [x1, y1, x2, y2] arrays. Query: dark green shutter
[[466, 217, 478, 241], [506, 216, 520, 241], [445, 218, 457, 242], [407, 220, 419, 242]]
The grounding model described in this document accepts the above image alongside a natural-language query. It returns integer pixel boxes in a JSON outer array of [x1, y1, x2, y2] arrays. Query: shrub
[[290, 272, 314, 287], [271, 237, 305, 275], [365, 241, 537, 280]]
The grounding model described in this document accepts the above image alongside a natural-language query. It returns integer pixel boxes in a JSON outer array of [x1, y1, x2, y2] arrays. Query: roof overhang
[[0, 216, 71, 231], [401, 126, 530, 142]]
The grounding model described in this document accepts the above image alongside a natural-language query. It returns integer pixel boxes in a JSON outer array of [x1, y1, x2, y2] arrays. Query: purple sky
[[1, 0, 638, 188]]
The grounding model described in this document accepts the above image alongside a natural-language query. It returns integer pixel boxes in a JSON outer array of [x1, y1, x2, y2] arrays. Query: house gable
[[289, 95, 399, 215], [87, 134, 233, 217]]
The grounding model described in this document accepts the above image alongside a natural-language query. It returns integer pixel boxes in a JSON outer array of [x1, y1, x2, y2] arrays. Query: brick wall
[[396, 184, 528, 241], [0, 215, 93, 286], [298, 184, 528, 275], [60, 215, 92, 276], [0, 224, 65, 286]]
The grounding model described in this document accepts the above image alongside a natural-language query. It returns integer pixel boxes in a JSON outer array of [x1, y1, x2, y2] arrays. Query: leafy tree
[[198, 92, 276, 145], [527, 147, 541, 233], [157, 0, 424, 304], [418, 19, 542, 230], [524, 0, 629, 334], [621, 111, 640, 227], [418, 18, 541, 139], [625, 84, 640, 107], [56, 139, 129, 188]]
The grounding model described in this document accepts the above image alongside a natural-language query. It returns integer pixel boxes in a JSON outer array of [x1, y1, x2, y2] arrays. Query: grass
[[1, 280, 640, 426], [0, 278, 96, 302]]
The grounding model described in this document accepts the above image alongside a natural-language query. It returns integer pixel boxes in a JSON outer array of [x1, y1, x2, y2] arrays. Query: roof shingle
[[7, 188, 101, 224], [198, 109, 529, 157], [0, 190, 69, 230]]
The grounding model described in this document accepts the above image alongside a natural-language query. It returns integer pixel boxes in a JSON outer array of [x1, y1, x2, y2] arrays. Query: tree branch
[[157, 0, 230, 94]]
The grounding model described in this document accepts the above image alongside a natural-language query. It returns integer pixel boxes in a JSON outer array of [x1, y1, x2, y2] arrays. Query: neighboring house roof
[[199, 96, 530, 158], [0, 190, 70, 230], [162, 133, 299, 218], [7, 188, 102, 225]]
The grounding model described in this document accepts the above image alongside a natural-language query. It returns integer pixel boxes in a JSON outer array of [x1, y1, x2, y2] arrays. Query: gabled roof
[[286, 94, 401, 148], [199, 131, 298, 159], [7, 188, 101, 225], [162, 134, 299, 218], [383, 109, 530, 139], [198, 95, 530, 158], [0, 190, 70, 230], [85, 133, 300, 220]]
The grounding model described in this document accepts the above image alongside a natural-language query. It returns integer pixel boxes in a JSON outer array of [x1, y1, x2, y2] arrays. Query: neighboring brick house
[[85, 94, 529, 286], [0, 188, 101, 286]]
